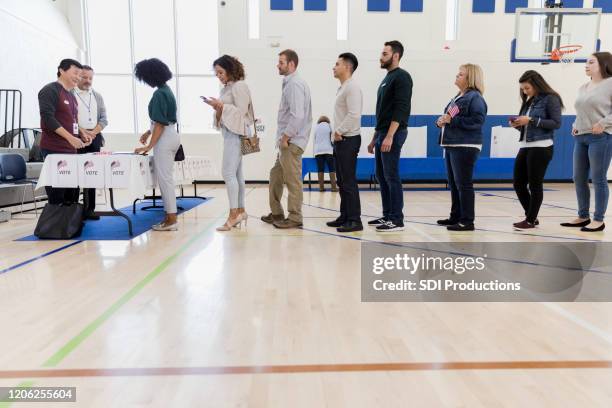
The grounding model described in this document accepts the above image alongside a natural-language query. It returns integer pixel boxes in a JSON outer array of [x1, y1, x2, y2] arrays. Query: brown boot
[[317, 172, 325, 192], [330, 172, 338, 192], [273, 219, 303, 229], [261, 213, 285, 224]]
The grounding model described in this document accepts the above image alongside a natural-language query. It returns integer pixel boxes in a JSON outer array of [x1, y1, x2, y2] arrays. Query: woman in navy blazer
[[436, 63, 487, 231]]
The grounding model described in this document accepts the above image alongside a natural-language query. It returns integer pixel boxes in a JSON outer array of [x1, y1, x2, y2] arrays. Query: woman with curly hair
[[203, 55, 253, 231], [134, 58, 181, 232]]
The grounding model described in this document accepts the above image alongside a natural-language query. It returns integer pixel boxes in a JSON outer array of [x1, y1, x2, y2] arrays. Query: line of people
[[39, 45, 612, 235], [206, 43, 612, 234]]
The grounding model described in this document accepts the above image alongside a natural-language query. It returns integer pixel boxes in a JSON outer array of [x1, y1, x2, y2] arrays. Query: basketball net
[[550, 45, 583, 66]]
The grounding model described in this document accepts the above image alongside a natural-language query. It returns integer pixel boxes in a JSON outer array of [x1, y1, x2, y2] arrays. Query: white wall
[[0, 0, 82, 129], [6, 1, 609, 180]]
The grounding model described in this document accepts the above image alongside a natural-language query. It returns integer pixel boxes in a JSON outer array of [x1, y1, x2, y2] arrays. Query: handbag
[[174, 144, 185, 161], [240, 101, 261, 155], [34, 202, 84, 239]]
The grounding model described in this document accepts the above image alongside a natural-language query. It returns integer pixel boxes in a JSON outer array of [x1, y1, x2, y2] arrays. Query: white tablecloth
[[36, 154, 215, 201]]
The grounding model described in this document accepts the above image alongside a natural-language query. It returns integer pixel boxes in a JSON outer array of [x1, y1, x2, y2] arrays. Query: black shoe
[[337, 221, 363, 233], [84, 213, 100, 221], [326, 217, 346, 228], [447, 223, 475, 231], [560, 219, 591, 227], [581, 223, 605, 232], [376, 221, 404, 232], [368, 217, 388, 226], [437, 218, 458, 226]]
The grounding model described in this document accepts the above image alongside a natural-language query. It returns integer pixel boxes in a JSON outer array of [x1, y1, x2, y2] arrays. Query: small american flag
[[447, 104, 460, 118]]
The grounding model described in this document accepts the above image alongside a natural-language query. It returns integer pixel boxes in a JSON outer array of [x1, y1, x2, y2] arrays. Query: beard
[[380, 59, 392, 69]]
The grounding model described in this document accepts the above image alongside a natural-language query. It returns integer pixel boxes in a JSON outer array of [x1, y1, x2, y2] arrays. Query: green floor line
[[42, 216, 222, 368]]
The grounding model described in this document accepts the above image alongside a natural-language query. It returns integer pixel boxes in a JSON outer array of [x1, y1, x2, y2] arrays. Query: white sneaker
[[152, 222, 178, 231]]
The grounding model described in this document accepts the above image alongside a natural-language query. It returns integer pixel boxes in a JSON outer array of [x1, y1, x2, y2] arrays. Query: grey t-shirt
[[574, 77, 612, 135]]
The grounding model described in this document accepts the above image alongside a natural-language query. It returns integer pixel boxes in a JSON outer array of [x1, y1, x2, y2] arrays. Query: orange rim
[[550, 45, 583, 61]]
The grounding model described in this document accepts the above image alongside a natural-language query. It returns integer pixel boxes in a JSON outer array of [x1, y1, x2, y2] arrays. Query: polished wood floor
[[0, 184, 611, 407]]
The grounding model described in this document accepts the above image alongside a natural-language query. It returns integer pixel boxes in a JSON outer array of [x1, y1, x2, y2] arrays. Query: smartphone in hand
[[509, 116, 519, 122], [200, 96, 209, 102]]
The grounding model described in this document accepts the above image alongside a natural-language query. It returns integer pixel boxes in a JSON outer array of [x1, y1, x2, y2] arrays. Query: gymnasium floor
[[1, 184, 611, 407]]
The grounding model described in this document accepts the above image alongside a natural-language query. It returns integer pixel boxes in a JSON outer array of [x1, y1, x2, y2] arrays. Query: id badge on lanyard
[[73, 122, 79, 135]]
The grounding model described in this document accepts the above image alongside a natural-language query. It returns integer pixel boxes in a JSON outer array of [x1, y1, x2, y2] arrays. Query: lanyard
[[76, 90, 94, 122]]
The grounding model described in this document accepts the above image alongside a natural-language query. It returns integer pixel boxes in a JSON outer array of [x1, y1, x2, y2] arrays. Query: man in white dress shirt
[[75, 65, 108, 220]]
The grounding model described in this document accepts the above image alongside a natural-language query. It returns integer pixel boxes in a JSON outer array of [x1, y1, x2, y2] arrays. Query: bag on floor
[[34, 203, 84, 239]]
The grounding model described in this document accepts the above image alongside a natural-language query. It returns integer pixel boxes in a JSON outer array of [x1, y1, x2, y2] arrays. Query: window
[[337, 0, 349, 41], [248, 0, 260, 40], [445, 0, 459, 41], [83, 0, 219, 134]]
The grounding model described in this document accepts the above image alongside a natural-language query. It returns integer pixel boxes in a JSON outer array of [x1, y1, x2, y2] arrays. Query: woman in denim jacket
[[436, 63, 487, 231], [509, 70, 563, 230]]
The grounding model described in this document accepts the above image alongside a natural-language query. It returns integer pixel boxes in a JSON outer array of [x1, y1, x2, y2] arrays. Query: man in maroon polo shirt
[[38, 59, 91, 204]]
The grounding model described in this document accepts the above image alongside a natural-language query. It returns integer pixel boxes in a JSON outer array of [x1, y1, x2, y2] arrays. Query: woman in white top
[[203, 55, 253, 231], [313, 116, 337, 192], [561, 52, 612, 232]]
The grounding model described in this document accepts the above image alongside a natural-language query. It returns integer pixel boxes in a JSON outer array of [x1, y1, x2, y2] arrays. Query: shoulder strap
[[249, 97, 258, 138]]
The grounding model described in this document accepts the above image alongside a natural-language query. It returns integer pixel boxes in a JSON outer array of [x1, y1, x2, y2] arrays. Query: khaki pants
[[269, 143, 304, 223]]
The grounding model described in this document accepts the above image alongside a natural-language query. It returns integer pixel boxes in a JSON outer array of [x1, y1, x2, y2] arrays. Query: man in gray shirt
[[326, 52, 363, 233], [262, 49, 312, 229]]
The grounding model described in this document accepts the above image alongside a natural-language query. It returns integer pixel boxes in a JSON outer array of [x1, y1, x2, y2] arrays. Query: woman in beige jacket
[[203, 55, 253, 231]]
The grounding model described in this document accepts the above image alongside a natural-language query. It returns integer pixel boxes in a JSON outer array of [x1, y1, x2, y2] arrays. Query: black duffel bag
[[34, 203, 84, 239]]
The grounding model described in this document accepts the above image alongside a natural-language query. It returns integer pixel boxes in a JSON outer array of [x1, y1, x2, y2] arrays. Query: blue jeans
[[573, 133, 612, 222], [221, 126, 245, 209], [374, 129, 407, 224], [445, 147, 480, 225]]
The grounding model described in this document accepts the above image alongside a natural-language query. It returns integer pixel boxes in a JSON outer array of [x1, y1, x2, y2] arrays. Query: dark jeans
[[41, 148, 80, 205], [444, 146, 480, 225], [573, 133, 612, 222], [513, 146, 554, 223], [77, 133, 103, 214], [375, 129, 407, 224], [315, 154, 335, 173], [334, 135, 361, 223]]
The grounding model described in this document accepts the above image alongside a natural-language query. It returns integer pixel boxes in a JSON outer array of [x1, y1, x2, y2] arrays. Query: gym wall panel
[[505, 0, 528, 13], [304, 0, 327, 11], [400, 0, 424, 12], [563, 0, 584, 7], [367, 0, 390, 12], [473, 0, 496, 13], [271, 0, 293, 11], [593, 0, 612, 13]]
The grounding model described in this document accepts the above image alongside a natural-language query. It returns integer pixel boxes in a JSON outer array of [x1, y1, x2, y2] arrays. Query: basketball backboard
[[511, 8, 601, 63]]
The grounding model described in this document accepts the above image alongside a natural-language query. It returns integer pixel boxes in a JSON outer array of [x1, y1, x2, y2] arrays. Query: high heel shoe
[[216, 216, 243, 231], [232, 212, 249, 228]]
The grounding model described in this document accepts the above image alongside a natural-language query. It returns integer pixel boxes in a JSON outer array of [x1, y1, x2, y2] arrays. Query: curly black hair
[[134, 58, 173, 88], [212, 55, 245, 82]]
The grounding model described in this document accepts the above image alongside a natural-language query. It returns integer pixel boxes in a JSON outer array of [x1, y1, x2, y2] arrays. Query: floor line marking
[[42, 215, 223, 368], [1, 360, 611, 379], [0, 241, 83, 276]]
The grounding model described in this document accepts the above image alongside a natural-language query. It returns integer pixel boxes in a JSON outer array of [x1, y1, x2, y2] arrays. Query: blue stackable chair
[[0, 153, 40, 216]]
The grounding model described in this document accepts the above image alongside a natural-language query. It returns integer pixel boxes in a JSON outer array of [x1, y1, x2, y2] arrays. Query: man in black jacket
[[367, 41, 413, 232]]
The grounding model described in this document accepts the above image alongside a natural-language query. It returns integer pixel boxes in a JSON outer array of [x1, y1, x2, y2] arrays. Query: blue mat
[[16, 197, 211, 241]]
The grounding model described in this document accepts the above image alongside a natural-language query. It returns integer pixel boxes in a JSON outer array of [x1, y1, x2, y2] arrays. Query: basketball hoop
[[550, 45, 583, 65]]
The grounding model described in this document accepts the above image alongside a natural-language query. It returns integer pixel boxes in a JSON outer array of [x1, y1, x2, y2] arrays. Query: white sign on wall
[[490, 126, 520, 158]]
